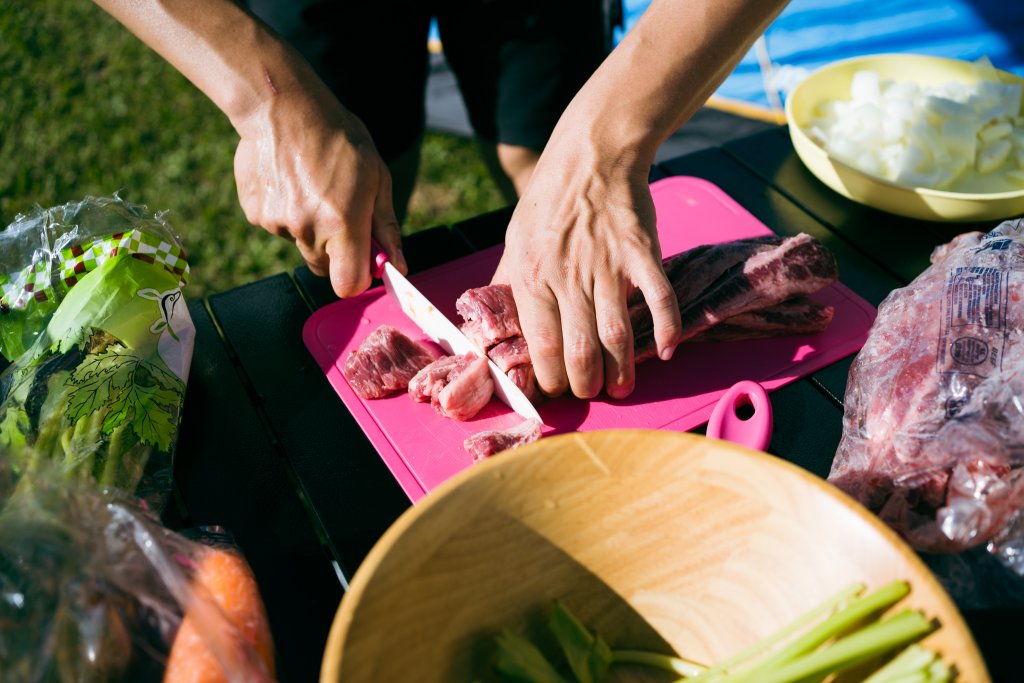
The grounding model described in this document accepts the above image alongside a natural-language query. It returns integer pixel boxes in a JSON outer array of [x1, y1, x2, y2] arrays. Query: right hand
[[232, 87, 407, 297]]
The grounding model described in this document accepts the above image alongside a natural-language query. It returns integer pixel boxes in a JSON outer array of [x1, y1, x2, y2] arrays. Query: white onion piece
[[805, 58, 1024, 193]]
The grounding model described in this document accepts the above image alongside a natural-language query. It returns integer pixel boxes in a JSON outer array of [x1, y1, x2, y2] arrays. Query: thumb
[[371, 169, 407, 275]]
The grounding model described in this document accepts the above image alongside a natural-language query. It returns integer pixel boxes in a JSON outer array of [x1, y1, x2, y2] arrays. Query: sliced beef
[[462, 235, 838, 389], [676, 233, 839, 342], [487, 336, 532, 372], [464, 418, 543, 461], [437, 354, 494, 420], [506, 364, 541, 403], [687, 297, 834, 343], [408, 354, 467, 403], [457, 284, 521, 350], [343, 325, 438, 399], [412, 352, 495, 421]]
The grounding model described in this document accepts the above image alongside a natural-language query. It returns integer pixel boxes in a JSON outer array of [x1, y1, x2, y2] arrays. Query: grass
[[0, 1, 506, 298]]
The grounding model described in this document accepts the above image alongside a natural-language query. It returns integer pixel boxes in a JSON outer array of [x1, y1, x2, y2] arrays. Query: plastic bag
[[0, 195, 194, 511], [0, 457, 276, 682], [829, 218, 1024, 575]]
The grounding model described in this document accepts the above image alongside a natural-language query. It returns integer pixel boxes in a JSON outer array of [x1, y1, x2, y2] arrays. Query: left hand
[[493, 140, 682, 400]]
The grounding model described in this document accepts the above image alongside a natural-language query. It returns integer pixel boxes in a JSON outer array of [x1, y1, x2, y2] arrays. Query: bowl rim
[[321, 429, 989, 682], [784, 52, 1024, 202]]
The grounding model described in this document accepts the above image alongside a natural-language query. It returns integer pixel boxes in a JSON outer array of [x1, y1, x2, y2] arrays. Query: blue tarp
[[619, 0, 1024, 115]]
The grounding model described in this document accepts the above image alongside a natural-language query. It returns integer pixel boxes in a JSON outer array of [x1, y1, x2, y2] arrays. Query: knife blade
[[371, 241, 544, 424]]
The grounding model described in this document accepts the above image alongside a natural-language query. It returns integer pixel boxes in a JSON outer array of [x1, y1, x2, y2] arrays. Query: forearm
[[556, 0, 790, 169], [93, 0, 329, 134]]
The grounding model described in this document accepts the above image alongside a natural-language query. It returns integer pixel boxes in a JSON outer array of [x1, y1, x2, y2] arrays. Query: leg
[[439, 0, 608, 199]]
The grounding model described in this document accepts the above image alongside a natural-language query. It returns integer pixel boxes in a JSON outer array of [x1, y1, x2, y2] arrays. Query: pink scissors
[[706, 380, 773, 452]]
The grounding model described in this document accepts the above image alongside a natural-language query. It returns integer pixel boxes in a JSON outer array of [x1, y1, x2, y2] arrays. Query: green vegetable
[[490, 581, 949, 683], [548, 600, 613, 683]]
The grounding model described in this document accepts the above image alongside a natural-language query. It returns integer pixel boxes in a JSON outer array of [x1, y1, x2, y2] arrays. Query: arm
[[93, 0, 407, 296], [496, 0, 789, 399]]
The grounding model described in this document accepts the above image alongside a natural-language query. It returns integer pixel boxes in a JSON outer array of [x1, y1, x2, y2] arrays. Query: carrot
[[163, 547, 276, 683]]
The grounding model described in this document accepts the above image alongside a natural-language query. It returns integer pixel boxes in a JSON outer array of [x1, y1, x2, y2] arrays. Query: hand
[[233, 87, 407, 297], [493, 140, 682, 400]]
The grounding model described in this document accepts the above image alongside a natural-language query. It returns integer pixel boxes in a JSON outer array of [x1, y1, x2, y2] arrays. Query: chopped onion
[[805, 57, 1024, 193]]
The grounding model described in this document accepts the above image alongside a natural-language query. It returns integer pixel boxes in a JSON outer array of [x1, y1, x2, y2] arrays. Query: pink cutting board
[[303, 176, 876, 502]]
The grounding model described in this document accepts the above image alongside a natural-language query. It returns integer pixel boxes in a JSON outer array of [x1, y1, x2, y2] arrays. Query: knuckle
[[598, 319, 632, 349], [565, 336, 601, 370]]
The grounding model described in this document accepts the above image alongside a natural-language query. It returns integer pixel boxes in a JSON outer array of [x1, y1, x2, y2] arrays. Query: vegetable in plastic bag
[[0, 194, 194, 511], [0, 457, 276, 682], [829, 217, 1024, 574]]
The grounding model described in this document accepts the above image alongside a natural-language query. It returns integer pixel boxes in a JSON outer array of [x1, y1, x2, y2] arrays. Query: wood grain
[[321, 430, 989, 682]]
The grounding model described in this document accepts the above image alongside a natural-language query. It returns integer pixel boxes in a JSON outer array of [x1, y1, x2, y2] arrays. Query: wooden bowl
[[321, 430, 989, 682]]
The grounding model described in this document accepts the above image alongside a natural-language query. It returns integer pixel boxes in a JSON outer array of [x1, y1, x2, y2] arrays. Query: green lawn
[[0, 1, 506, 298]]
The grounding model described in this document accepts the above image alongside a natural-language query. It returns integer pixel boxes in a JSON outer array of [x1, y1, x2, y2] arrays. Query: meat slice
[[506, 364, 541, 403], [464, 418, 543, 461], [408, 354, 467, 403], [688, 297, 835, 343], [676, 233, 839, 343], [828, 218, 1024, 557], [436, 354, 494, 420], [410, 352, 495, 420], [343, 325, 438, 399], [457, 284, 521, 350], [487, 336, 531, 372]]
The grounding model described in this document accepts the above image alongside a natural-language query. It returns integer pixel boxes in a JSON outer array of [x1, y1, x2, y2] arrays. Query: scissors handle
[[707, 380, 773, 452]]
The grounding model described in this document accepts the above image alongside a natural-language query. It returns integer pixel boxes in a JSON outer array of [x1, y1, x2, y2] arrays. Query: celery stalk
[[749, 610, 935, 683], [686, 582, 865, 683], [611, 649, 705, 677], [863, 645, 938, 683], [720, 580, 911, 682]]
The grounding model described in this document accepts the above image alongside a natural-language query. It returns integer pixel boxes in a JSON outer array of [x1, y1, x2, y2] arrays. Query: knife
[[370, 241, 544, 424]]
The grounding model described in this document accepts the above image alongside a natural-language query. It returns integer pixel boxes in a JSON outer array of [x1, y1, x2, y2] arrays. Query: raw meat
[[463, 418, 543, 461], [408, 352, 495, 421], [689, 297, 835, 343], [461, 234, 838, 384], [676, 233, 839, 342], [506, 364, 541, 402], [487, 336, 532, 372], [408, 354, 468, 403], [342, 325, 438, 399], [456, 284, 521, 350], [828, 218, 1024, 566]]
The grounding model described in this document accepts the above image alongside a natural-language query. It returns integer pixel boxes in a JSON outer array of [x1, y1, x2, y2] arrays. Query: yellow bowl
[[320, 430, 990, 682], [786, 53, 1024, 222]]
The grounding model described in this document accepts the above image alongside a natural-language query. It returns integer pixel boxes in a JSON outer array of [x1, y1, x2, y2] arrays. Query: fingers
[[594, 276, 635, 399], [560, 289, 604, 399], [516, 284, 570, 398], [370, 169, 407, 275], [635, 261, 682, 361]]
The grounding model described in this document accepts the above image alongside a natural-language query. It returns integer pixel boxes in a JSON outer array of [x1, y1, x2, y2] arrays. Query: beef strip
[[506, 364, 541, 403], [463, 418, 543, 461], [408, 354, 468, 403], [435, 354, 494, 420], [828, 219, 1024, 556], [455, 234, 839, 395], [487, 336, 532, 371], [676, 233, 839, 343], [343, 325, 438, 399], [688, 297, 834, 343], [456, 284, 521, 350]]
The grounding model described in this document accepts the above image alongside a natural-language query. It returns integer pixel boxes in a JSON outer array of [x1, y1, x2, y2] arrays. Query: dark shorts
[[248, 0, 610, 161]]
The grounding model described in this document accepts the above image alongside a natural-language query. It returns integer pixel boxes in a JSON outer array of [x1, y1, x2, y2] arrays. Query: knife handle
[[370, 239, 390, 279]]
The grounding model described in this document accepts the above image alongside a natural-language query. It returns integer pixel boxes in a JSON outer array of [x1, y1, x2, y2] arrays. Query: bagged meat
[[342, 325, 438, 399], [829, 218, 1024, 573]]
